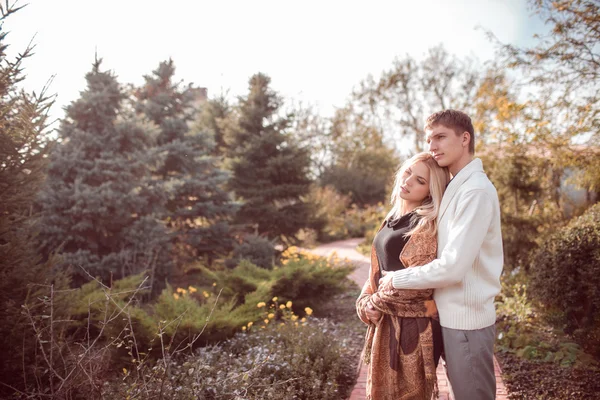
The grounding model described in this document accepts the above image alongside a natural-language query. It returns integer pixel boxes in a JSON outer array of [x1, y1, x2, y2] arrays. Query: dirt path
[[309, 238, 508, 400]]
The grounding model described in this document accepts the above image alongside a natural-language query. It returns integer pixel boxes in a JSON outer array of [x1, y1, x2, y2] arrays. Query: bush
[[3, 247, 356, 398], [226, 234, 275, 269], [103, 317, 358, 400], [528, 203, 600, 355], [271, 247, 354, 316]]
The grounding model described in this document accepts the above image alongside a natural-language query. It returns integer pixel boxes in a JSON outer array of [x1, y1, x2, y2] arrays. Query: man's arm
[[388, 189, 494, 290]]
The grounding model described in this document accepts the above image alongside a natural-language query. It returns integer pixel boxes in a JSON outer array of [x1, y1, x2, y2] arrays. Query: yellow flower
[[295, 322, 299, 327], [247, 321, 253, 328], [176, 287, 187, 294], [242, 326, 247, 331], [304, 307, 313, 316], [272, 296, 278, 302], [212, 282, 217, 287], [291, 315, 298, 321], [202, 291, 210, 298], [188, 286, 197, 293], [286, 301, 292, 308], [264, 319, 269, 324], [280, 322, 285, 326], [173, 293, 180, 300], [279, 304, 286, 310], [301, 317, 306, 323], [268, 313, 275, 319], [257, 302, 266, 308]]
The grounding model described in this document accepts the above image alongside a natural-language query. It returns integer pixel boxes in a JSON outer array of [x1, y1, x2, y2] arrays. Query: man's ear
[[462, 131, 471, 148]]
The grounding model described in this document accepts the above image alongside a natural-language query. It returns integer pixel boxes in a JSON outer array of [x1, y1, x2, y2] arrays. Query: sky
[[6, 0, 546, 125]]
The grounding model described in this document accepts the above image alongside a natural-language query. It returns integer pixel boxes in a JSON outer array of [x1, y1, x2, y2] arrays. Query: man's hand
[[365, 299, 382, 325]]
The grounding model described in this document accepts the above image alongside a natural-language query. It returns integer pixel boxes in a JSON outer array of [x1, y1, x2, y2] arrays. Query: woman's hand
[[378, 270, 395, 289], [365, 299, 382, 325]]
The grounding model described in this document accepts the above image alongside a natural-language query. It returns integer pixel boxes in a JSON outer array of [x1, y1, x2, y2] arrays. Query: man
[[380, 109, 503, 400]]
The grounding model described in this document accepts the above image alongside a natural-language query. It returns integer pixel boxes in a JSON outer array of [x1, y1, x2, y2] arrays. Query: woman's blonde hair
[[385, 152, 450, 237]]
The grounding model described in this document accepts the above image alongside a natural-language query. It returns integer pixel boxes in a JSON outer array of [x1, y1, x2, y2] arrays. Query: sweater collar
[[437, 158, 484, 222]]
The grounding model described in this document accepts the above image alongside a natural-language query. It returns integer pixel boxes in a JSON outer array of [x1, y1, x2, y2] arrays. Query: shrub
[[271, 247, 354, 316], [103, 317, 358, 400], [227, 234, 275, 269], [528, 203, 600, 355], [304, 185, 352, 242]]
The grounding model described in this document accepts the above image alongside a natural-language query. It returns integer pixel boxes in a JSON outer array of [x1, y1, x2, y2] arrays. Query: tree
[[0, 3, 69, 391], [320, 103, 399, 206], [38, 59, 170, 292], [196, 93, 231, 156], [474, 68, 565, 269], [223, 73, 312, 242], [354, 45, 481, 152], [134, 60, 236, 264], [490, 0, 600, 192]]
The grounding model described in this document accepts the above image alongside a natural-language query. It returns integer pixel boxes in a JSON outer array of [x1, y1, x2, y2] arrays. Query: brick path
[[309, 238, 509, 400]]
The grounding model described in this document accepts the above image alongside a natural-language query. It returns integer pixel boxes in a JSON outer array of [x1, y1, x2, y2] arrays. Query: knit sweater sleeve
[[391, 189, 494, 290]]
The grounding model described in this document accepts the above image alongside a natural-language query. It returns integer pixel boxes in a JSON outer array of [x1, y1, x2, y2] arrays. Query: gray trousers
[[441, 325, 496, 400]]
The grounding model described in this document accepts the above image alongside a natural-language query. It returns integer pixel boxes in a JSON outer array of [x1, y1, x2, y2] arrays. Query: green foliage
[[0, 6, 70, 393], [303, 185, 351, 241], [528, 203, 600, 355], [226, 234, 275, 269], [134, 60, 236, 265], [54, 249, 353, 362], [272, 248, 354, 316], [357, 205, 388, 255], [480, 145, 563, 271], [319, 104, 398, 206], [495, 271, 597, 368], [37, 60, 171, 292], [195, 94, 230, 155], [222, 73, 312, 242]]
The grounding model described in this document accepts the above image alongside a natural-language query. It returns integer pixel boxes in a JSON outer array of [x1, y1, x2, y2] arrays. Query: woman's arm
[[356, 280, 374, 325]]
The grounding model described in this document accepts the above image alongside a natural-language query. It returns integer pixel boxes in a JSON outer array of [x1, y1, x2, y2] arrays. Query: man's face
[[426, 124, 466, 169]]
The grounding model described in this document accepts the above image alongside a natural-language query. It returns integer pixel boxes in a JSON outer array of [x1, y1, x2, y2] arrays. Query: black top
[[373, 211, 418, 272]]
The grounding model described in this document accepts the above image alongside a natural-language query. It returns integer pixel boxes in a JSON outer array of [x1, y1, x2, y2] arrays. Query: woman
[[356, 152, 450, 400]]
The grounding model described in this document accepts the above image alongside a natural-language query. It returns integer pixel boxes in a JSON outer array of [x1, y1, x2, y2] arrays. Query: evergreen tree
[[196, 94, 230, 156], [38, 59, 170, 292], [134, 60, 236, 264], [0, 4, 67, 391], [223, 73, 312, 242]]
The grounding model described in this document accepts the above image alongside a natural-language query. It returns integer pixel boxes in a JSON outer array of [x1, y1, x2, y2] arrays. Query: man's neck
[[449, 154, 474, 178]]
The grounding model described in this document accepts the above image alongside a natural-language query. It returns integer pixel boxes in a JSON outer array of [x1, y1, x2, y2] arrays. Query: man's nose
[[428, 141, 436, 152]]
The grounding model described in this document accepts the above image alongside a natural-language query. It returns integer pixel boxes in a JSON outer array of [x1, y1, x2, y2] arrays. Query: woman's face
[[398, 161, 431, 207]]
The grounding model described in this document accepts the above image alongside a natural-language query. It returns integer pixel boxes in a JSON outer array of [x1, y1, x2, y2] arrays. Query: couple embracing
[[357, 110, 503, 400]]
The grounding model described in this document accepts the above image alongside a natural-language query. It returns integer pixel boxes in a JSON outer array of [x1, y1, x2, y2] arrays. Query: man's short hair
[[425, 110, 475, 154]]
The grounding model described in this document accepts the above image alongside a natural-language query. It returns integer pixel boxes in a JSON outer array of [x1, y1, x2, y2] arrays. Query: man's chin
[[434, 158, 448, 167]]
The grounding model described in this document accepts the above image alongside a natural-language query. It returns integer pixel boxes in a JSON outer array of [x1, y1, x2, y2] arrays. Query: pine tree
[[134, 60, 236, 264], [0, 4, 67, 390], [38, 59, 171, 292], [223, 73, 312, 242], [196, 94, 230, 156]]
